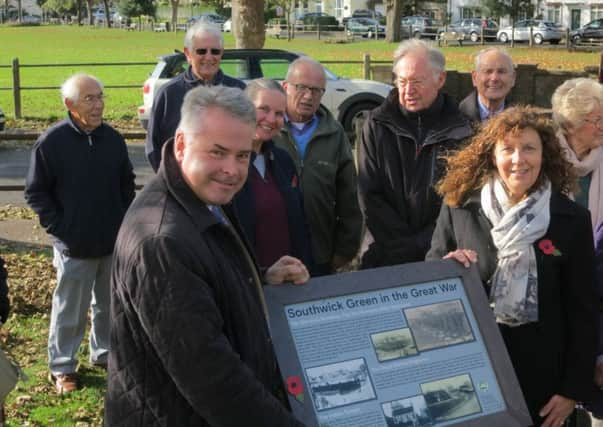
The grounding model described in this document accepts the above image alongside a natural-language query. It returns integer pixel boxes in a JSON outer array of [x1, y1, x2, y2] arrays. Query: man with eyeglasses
[[274, 57, 363, 275], [459, 47, 516, 125], [358, 39, 473, 269], [25, 73, 135, 393], [145, 20, 245, 172]]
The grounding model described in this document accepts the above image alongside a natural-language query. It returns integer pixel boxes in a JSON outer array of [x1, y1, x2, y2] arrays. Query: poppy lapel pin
[[286, 375, 304, 403], [538, 239, 561, 256]]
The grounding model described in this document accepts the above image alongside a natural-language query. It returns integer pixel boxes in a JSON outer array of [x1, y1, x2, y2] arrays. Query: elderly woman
[[426, 106, 598, 427], [552, 77, 603, 231], [553, 78, 603, 425], [233, 78, 313, 273]]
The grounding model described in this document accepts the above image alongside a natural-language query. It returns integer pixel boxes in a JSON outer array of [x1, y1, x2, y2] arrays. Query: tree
[[118, 0, 155, 21], [483, 0, 534, 47], [232, 0, 265, 48], [385, 0, 402, 43], [169, 0, 178, 31]]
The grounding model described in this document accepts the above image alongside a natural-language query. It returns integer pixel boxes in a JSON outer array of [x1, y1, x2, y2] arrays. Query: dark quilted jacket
[[105, 139, 303, 426]]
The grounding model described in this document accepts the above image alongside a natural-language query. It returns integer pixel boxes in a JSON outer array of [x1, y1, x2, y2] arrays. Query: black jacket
[[426, 193, 598, 425], [358, 89, 473, 269], [458, 90, 513, 127], [24, 115, 135, 258], [106, 139, 302, 426], [0, 256, 9, 323], [145, 66, 246, 171], [232, 141, 314, 272]]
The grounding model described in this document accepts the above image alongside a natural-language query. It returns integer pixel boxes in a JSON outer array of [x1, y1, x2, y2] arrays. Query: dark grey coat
[[106, 139, 302, 426]]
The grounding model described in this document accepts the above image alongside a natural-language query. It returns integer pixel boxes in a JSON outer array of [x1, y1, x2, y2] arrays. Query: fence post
[[363, 53, 370, 80], [565, 28, 570, 49], [12, 58, 21, 119], [529, 26, 533, 47], [317, 22, 321, 40]]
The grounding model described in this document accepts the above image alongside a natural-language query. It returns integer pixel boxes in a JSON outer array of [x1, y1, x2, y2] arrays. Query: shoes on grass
[[48, 372, 79, 394]]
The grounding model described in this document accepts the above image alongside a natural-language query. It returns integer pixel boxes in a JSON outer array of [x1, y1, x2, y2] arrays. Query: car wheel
[[533, 33, 543, 44], [470, 31, 479, 42], [571, 34, 581, 44], [342, 101, 380, 146], [499, 32, 508, 43]]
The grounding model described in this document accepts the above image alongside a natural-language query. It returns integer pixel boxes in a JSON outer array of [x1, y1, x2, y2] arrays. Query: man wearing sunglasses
[[145, 20, 245, 172]]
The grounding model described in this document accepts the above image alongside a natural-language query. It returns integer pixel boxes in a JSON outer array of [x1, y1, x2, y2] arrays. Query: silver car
[[497, 19, 564, 44]]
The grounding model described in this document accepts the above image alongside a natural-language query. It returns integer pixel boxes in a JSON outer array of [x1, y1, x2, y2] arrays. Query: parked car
[[137, 49, 392, 142], [21, 15, 42, 24], [497, 19, 564, 44], [0, 106, 4, 131], [342, 9, 384, 26], [400, 16, 439, 39], [223, 18, 232, 32], [188, 13, 226, 29], [570, 18, 603, 44], [346, 18, 385, 38], [295, 12, 339, 31], [439, 18, 499, 42]]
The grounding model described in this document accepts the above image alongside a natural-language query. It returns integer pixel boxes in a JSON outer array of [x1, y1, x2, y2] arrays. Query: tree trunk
[[170, 0, 179, 32], [86, 0, 93, 25], [232, 0, 265, 48], [102, 0, 111, 27], [385, 0, 402, 43]]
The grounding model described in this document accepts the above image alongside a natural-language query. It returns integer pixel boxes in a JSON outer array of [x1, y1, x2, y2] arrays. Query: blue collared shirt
[[285, 114, 319, 160], [477, 96, 505, 121]]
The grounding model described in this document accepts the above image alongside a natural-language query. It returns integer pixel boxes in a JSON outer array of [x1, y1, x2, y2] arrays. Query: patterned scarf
[[480, 177, 551, 326]]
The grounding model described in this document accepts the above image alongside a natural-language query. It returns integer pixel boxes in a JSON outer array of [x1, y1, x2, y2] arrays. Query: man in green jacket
[[274, 57, 363, 276]]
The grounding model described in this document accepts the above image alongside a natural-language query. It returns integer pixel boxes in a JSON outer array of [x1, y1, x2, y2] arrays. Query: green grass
[[0, 25, 600, 122]]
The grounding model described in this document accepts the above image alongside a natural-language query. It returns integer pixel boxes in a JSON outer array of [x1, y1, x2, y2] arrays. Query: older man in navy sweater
[[25, 73, 135, 394]]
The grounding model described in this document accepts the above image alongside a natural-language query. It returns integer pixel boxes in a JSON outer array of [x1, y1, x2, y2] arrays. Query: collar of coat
[[183, 66, 227, 87], [462, 190, 579, 218]]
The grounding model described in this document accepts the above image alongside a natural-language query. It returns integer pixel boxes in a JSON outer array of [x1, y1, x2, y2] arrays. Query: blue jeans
[[48, 247, 112, 374]]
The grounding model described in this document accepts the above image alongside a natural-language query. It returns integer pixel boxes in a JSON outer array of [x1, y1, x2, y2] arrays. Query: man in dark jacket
[[24, 73, 135, 393], [106, 85, 308, 426], [145, 21, 245, 171], [358, 39, 473, 269], [459, 47, 515, 125]]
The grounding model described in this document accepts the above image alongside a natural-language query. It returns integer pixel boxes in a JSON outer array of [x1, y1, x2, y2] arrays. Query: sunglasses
[[194, 48, 222, 56]]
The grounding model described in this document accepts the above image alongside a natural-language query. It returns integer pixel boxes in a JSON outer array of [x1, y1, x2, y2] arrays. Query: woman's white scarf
[[557, 130, 603, 231], [480, 177, 551, 326]]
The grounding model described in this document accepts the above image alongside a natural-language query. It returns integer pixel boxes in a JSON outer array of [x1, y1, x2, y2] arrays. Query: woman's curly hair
[[437, 106, 577, 207]]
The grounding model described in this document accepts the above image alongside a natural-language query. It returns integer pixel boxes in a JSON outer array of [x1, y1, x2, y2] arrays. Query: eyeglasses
[[583, 117, 603, 130], [397, 78, 428, 89], [81, 94, 105, 104], [194, 48, 222, 56], [291, 83, 326, 96]]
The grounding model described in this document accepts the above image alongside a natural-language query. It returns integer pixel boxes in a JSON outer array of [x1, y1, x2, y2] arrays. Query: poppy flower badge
[[291, 175, 298, 188], [538, 239, 562, 256], [286, 375, 304, 403]]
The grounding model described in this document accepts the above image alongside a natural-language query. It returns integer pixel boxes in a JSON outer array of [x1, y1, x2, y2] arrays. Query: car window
[[259, 59, 290, 80], [220, 59, 250, 80], [151, 61, 168, 78]]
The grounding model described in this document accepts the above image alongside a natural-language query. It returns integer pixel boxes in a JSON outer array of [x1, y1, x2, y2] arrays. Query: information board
[[264, 260, 531, 427]]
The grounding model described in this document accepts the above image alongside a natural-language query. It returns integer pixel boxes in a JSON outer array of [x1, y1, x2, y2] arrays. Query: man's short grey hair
[[285, 56, 326, 81], [552, 77, 603, 130], [244, 78, 285, 103], [60, 73, 103, 104], [474, 47, 514, 72], [178, 85, 256, 136], [392, 39, 445, 75], [184, 20, 224, 49]]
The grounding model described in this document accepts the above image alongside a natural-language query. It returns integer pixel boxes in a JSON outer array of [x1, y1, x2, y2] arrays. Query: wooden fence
[[0, 55, 391, 119]]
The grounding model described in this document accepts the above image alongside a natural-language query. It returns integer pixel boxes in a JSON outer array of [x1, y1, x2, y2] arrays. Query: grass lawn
[[0, 25, 601, 123]]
